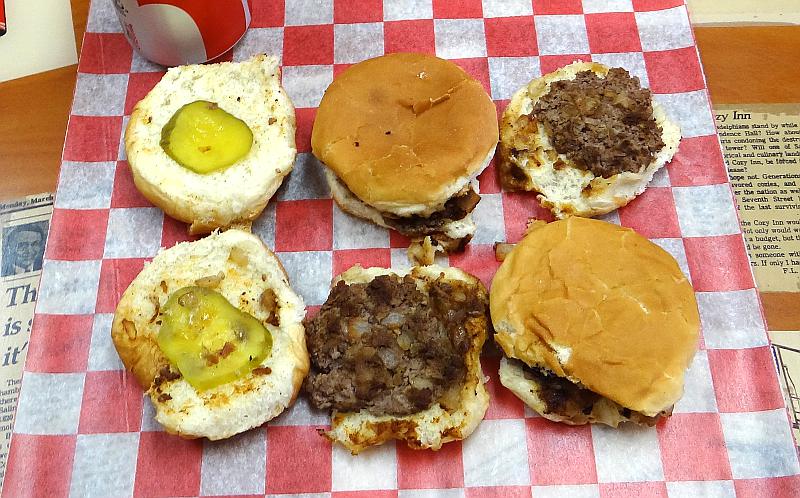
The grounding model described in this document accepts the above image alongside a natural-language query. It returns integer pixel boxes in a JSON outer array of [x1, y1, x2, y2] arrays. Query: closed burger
[[490, 217, 700, 426], [311, 53, 499, 263]]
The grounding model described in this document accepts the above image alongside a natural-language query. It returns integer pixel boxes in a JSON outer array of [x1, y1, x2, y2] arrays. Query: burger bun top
[[490, 217, 700, 416], [311, 53, 498, 217]]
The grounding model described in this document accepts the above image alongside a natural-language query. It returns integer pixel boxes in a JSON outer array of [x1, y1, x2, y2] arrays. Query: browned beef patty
[[381, 188, 481, 237], [531, 68, 665, 178], [519, 361, 600, 417], [304, 273, 486, 416], [516, 360, 663, 425]]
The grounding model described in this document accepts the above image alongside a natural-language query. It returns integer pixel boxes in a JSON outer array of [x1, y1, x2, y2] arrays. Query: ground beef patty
[[532, 68, 665, 178], [518, 360, 663, 426], [382, 188, 480, 237], [334, 175, 480, 238], [305, 273, 485, 416]]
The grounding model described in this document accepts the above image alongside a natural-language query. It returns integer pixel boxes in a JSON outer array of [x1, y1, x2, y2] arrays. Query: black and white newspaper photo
[[0, 193, 53, 487]]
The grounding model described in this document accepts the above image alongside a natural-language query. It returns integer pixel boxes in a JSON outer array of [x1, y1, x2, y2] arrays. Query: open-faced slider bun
[[304, 265, 490, 454], [125, 54, 296, 234], [312, 53, 498, 263], [490, 217, 699, 427], [498, 61, 681, 218], [111, 229, 308, 440]]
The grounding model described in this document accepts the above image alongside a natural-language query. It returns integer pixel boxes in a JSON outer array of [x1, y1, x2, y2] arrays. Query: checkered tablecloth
[[5, 0, 800, 497]]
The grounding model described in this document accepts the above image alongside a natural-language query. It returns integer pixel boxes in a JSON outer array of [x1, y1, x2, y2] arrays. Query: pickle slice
[[157, 286, 272, 391], [160, 100, 253, 174]]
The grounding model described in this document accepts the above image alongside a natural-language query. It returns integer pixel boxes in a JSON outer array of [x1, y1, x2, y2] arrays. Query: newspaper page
[[716, 104, 800, 292], [0, 193, 53, 487], [716, 104, 800, 447]]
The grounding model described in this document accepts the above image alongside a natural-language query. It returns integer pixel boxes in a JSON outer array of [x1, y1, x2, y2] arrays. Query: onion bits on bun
[[312, 53, 499, 264], [498, 62, 680, 219], [112, 229, 308, 440], [490, 218, 699, 427], [304, 265, 490, 453]]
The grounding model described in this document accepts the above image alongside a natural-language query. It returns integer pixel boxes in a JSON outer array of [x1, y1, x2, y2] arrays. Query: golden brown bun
[[111, 229, 308, 440], [321, 265, 490, 454], [498, 61, 680, 218], [312, 53, 498, 217], [490, 218, 699, 417]]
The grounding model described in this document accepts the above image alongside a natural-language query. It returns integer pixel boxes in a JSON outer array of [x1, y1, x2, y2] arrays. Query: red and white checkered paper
[[6, 0, 800, 497]]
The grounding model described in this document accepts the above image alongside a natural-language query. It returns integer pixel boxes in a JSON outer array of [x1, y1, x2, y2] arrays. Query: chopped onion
[[194, 272, 224, 288], [494, 242, 516, 262], [381, 312, 404, 327]]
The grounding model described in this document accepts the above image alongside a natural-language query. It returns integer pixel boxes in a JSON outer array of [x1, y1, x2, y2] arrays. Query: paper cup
[[112, 0, 251, 66]]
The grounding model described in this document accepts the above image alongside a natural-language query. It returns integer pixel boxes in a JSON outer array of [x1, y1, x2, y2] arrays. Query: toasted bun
[[321, 265, 489, 454], [111, 229, 308, 440], [490, 218, 699, 417], [126, 54, 297, 234], [498, 61, 680, 218], [312, 53, 498, 217]]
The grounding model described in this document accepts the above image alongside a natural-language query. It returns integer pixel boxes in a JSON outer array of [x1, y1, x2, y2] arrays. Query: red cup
[[112, 0, 251, 66]]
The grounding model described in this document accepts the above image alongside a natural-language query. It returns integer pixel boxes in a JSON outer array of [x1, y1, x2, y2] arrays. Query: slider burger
[[112, 230, 308, 439], [311, 53, 499, 263], [490, 218, 700, 426], [304, 265, 490, 453], [498, 62, 681, 218]]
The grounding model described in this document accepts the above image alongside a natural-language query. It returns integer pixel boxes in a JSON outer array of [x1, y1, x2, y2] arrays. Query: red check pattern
[[7, 1, 800, 497], [657, 413, 733, 481], [78, 370, 143, 434], [484, 17, 538, 56], [4, 435, 76, 497], [25, 314, 93, 373], [585, 13, 642, 53], [385, 20, 436, 54], [134, 433, 203, 497], [266, 426, 332, 493], [397, 441, 465, 488], [526, 418, 598, 485]]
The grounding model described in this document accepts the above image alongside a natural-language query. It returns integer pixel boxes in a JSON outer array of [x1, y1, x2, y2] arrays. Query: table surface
[[1, 0, 798, 330]]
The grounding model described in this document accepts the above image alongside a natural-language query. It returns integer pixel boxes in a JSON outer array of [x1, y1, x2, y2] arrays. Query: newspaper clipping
[[716, 104, 800, 446], [0, 193, 53, 487], [717, 104, 800, 292]]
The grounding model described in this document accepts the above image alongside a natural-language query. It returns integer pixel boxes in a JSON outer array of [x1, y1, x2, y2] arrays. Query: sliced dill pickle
[[160, 100, 253, 174], [157, 286, 272, 391]]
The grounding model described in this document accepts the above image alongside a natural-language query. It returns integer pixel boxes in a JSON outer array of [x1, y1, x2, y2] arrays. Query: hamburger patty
[[532, 68, 665, 178], [305, 274, 485, 416], [332, 175, 481, 238], [517, 360, 663, 426], [382, 188, 481, 237]]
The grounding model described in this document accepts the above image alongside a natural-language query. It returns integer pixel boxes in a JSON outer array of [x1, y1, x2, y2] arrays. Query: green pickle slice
[[157, 286, 272, 391], [160, 100, 253, 174]]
